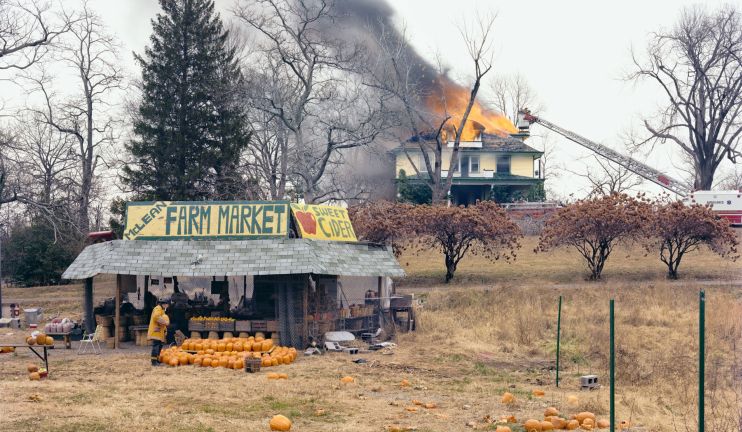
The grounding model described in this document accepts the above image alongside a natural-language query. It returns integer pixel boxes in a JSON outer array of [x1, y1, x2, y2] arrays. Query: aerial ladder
[[516, 109, 689, 196]]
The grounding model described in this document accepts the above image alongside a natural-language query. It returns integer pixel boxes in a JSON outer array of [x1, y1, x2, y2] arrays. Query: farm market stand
[[63, 201, 404, 349]]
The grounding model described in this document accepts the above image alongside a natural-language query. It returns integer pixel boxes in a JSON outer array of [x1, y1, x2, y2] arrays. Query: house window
[[496, 155, 511, 174], [470, 156, 480, 173]]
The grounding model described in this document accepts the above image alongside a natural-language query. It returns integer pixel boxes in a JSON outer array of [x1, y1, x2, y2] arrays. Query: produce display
[[190, 316, 236, 322], [43, 318, 75, 333], [158, 336, 297, 369], [0, 346, 15, 353], [26, 332, 54, 346]]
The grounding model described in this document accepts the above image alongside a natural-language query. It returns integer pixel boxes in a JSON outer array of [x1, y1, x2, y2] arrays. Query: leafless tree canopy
[[489, 73, 542, 124], [234, 0, 390, 203], [0, 0, 71, 71], [631, 5, 742, 190], [367, 14, 498, 204]]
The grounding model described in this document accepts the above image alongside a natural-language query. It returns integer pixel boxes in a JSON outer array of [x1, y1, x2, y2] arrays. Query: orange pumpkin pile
[[523, 407, 610, 431], [157, 337, 297, 370], [26, 333, 54, 346]]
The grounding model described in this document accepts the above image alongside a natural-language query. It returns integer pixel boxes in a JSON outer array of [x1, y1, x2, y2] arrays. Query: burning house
[[391, 81, 544, 206]]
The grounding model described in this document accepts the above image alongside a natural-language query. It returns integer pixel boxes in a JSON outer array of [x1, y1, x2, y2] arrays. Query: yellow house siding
[[511, 155, 534, 177], [395, 150, 537, 178]]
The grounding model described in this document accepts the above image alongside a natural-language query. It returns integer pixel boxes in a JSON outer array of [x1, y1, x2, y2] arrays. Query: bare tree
[[717, 166, 742, 190], [489, 73, 542, 124], [28, 3, 123, 232], [368, 15, 498, 204], [0, 0, 71, 72], [573, 155, 645, 197], [234, 0, 388, 203], [631, 5, 742, 190]]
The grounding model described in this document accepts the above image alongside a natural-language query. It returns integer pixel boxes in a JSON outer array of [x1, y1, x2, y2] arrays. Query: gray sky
[[5, 0, 741, 199]]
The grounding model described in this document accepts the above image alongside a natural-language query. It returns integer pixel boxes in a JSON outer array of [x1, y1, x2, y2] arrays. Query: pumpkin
[[169, 358, 178, 367], [404, 406, 418, 412], [271, 358, 279, 366], [178, 356, 188, 365], [424, 402, 436, 409], [523, 419, 542, 432], [226, 343, 233, 351], [27, 364, 39, 373], [501, 392, 515, 404], [210, 359, 219, 368], [596, 419, 609, 429], [36, 333, 47, 342], [202, 358, 212, 367], [582, 425, 594, 431], [26, 336, 36, 346], [206, 349, 215, 355], [566, 420, 580, 430], [195, 343, 204, 351], [502, 415, 516, 423], [269, 414, 292, 431], [194, 357, 203, 366], [495, 427, 512, 432], [267, 372, 280, 379], [244, 341, 253, 351], [234, 359, 244, 370], [544, 407, 559, 418], [233, 341, 243, 352], [217, 343, 226, 352], [262, 339, 274, 351], [44, 336, 53, 345], [540, 421, 554, 431], [550, 418, 567, 429], [532, 389, 545, 397], [29, 372, 40, 381], [218, 357, 228, 367], [582, 418, 595, 428], [567, 394, 579, 407], [340, 376, 355, 384], [576, 412, 596, 425]]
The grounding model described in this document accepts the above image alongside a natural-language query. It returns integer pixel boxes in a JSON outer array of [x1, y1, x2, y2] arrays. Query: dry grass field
[[1, 236, 740, 431]]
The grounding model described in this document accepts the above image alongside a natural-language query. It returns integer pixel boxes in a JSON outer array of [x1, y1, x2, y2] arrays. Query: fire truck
[[517, 110, 742, 226]]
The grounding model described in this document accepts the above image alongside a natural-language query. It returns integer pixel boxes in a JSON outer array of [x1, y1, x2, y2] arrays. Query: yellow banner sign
[[124, 201, 290, 240], [291, 204, 357, 242]]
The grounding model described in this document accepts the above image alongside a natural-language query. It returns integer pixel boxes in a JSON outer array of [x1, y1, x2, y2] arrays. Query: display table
[[46, 332, 72, 349], [3, 344, 50, 372]]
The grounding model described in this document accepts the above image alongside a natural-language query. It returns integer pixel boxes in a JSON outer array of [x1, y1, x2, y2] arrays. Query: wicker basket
[[244, 357, 261, 373]]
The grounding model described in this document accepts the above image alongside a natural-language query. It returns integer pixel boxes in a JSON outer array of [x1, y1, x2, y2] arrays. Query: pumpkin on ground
[[523, 419, 542, 432], [269, 414, 292, 431], [495, 427, 512, 432], [29, 372, 41, 381], [532, 389, 545, 397], [544, 407, 559, 417], [340, 376, 355, 384], [576, 412, 596, 425], [549, 418, 567, 429], [566, 419, 579, 430], [501, 392, 515, 404], [597, 419, 609, 429], [27, 364, 39, 373], [540, 420, 554, 431]]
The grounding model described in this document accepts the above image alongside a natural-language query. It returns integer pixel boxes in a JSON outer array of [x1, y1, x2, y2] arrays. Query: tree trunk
[[693, 160, 715, 190], [444, 255, 456, 283]]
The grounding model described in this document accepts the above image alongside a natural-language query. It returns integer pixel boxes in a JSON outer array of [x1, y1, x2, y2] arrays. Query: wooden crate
[[235, 320, 251, 332]]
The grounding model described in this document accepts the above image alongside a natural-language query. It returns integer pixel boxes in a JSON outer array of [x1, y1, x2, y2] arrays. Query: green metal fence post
[[556, 295, 562, 387], [610, 299, 615, 432], [699, 290, 705, 432]]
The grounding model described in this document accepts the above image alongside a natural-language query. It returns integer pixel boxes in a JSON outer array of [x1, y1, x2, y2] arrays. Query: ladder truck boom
[[517, 110, 689, 196]]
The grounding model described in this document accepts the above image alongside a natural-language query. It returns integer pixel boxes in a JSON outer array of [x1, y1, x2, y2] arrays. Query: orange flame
[[426, 78, 517, 141]]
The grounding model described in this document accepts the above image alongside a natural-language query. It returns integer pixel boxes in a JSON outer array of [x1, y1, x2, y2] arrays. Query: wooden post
[[115, 274, 121, 349], [84, 277, 94, 334], [302, 278, 308, 348]]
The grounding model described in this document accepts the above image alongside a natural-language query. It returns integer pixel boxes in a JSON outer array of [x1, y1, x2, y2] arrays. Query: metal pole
[[699, 290, 705, 432], [556, 295, 562, 387], [610, 299, 615, 432]]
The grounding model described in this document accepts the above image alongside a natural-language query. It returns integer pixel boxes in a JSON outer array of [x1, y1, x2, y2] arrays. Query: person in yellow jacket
[[148, 298, 170, 366]]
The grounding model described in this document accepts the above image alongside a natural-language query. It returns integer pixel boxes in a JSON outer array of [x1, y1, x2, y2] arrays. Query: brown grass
[[0, 237, 740, 431]]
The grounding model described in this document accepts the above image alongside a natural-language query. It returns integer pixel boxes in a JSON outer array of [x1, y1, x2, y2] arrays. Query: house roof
[[392, 133, 542, 155], [62, 238, 405, 280]]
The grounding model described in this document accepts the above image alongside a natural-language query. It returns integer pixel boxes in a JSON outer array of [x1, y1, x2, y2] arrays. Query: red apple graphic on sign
[[294, 211, 317, 235]]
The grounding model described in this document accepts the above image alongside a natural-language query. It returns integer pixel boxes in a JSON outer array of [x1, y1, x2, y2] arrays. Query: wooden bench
[[46, 332, 72, 349]]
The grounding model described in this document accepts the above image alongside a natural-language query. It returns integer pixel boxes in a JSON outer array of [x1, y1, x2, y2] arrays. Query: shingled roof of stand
[[62, 238, 405, 280]]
